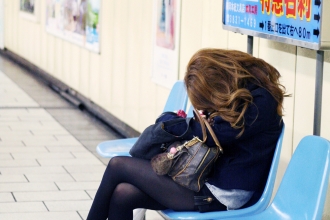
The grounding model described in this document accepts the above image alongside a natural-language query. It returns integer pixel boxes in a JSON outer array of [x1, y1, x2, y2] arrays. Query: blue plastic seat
[[159, 124, 285, 220], [96, 80, 188, 157], [186, 104, 194, 117], [233, 135, 330, 220]]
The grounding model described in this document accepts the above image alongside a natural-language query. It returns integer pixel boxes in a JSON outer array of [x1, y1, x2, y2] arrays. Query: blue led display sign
[[222, 0, 329, 50]]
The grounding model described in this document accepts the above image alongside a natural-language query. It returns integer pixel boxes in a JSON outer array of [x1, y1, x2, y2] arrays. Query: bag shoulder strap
[[193, 109, 223, 154]]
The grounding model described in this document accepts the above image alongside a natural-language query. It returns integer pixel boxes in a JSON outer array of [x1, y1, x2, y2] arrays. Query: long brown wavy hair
[[184, 48, 288, 136]]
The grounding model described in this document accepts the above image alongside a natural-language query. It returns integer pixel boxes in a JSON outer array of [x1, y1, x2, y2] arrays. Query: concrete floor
[[0, 55, 162, 219]]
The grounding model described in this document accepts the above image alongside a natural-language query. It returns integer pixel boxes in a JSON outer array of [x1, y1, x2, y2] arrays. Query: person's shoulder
[[249, 84, 274, 100], [250, 86, 278, 117]]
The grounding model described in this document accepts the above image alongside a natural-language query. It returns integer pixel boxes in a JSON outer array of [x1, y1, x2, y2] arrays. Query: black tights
[[86, 156, 196, 220]]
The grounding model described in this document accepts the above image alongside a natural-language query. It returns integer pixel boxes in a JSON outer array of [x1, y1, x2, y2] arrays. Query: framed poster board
[[0, 0, 3, 49], [222, 0, 330, 50], [46, 0, 100, 53], [151, 0, 181, 89], [20, 0, 39, 22]]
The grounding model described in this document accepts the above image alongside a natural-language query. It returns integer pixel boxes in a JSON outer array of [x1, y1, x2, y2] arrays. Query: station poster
[[46, 0, 100, 53], [20, 0, 39, 22], [20, 0, 35, 14], [0, 0, 4, 49], [152, 0, 181, 89], [223, 0, 324, 50]]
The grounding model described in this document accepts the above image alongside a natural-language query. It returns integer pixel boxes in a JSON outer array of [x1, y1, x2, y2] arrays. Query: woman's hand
[[197, 110, 205, 117], [176, 110, 187, 118], [197, 110, 214, 124]]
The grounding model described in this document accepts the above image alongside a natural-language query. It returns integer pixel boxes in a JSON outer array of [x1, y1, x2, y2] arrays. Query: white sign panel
[[152, 0, 181, 88]]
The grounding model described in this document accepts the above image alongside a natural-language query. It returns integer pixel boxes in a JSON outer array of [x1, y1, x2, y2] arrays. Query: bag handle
[[193, 109, 223, 154]]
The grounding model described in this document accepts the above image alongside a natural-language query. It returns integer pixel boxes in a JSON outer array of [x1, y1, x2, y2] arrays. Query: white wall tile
[[0, 174, 27, 183], [0, 193, 15, 202], [0, 159, 40, 167], [55, 182, 100, 191], [25, 173, 75, 182], [0, 182, 59, 192], [0, 166, 66, 175], [44, 200, 92, 212], [0, 211, 82, 220], [14, 191, 90, 202], [0, 202, 47, 213]]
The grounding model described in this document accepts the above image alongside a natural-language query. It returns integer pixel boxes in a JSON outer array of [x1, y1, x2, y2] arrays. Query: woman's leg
[[108, 183, 167, 219], [87, 156, 196, 220]]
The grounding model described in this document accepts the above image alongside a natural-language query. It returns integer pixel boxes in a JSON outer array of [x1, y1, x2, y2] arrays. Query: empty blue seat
[[96, 80, 188, 158], [232, 135, 330, 220]]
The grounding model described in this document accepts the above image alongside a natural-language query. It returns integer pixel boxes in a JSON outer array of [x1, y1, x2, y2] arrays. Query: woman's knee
[[111, 183, 141, 207], [107, 156, 127, 171]]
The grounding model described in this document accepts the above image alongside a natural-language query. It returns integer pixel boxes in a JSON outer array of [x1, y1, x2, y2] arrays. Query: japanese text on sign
[[260, 0, 312, 21], [223, 0, 322, 46]]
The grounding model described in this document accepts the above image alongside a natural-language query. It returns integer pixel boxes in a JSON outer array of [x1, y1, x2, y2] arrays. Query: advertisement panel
[[152, 0, 181, 88], [0, 0, 3, 49], [46, 0, 100, 53], [20, 0, 39, 22]]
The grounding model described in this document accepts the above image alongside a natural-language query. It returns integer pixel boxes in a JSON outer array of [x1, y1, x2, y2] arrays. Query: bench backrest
[[266, 135, 330, 219], [163, 80, 188, 112], [233, 135, 330, 220]]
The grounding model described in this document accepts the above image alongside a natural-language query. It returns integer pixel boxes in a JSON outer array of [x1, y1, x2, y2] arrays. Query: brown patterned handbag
[[151, 109, 223, 192]]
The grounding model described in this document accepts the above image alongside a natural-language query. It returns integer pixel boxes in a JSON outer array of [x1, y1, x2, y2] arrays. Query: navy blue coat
[[156, 83, 283, 196]]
